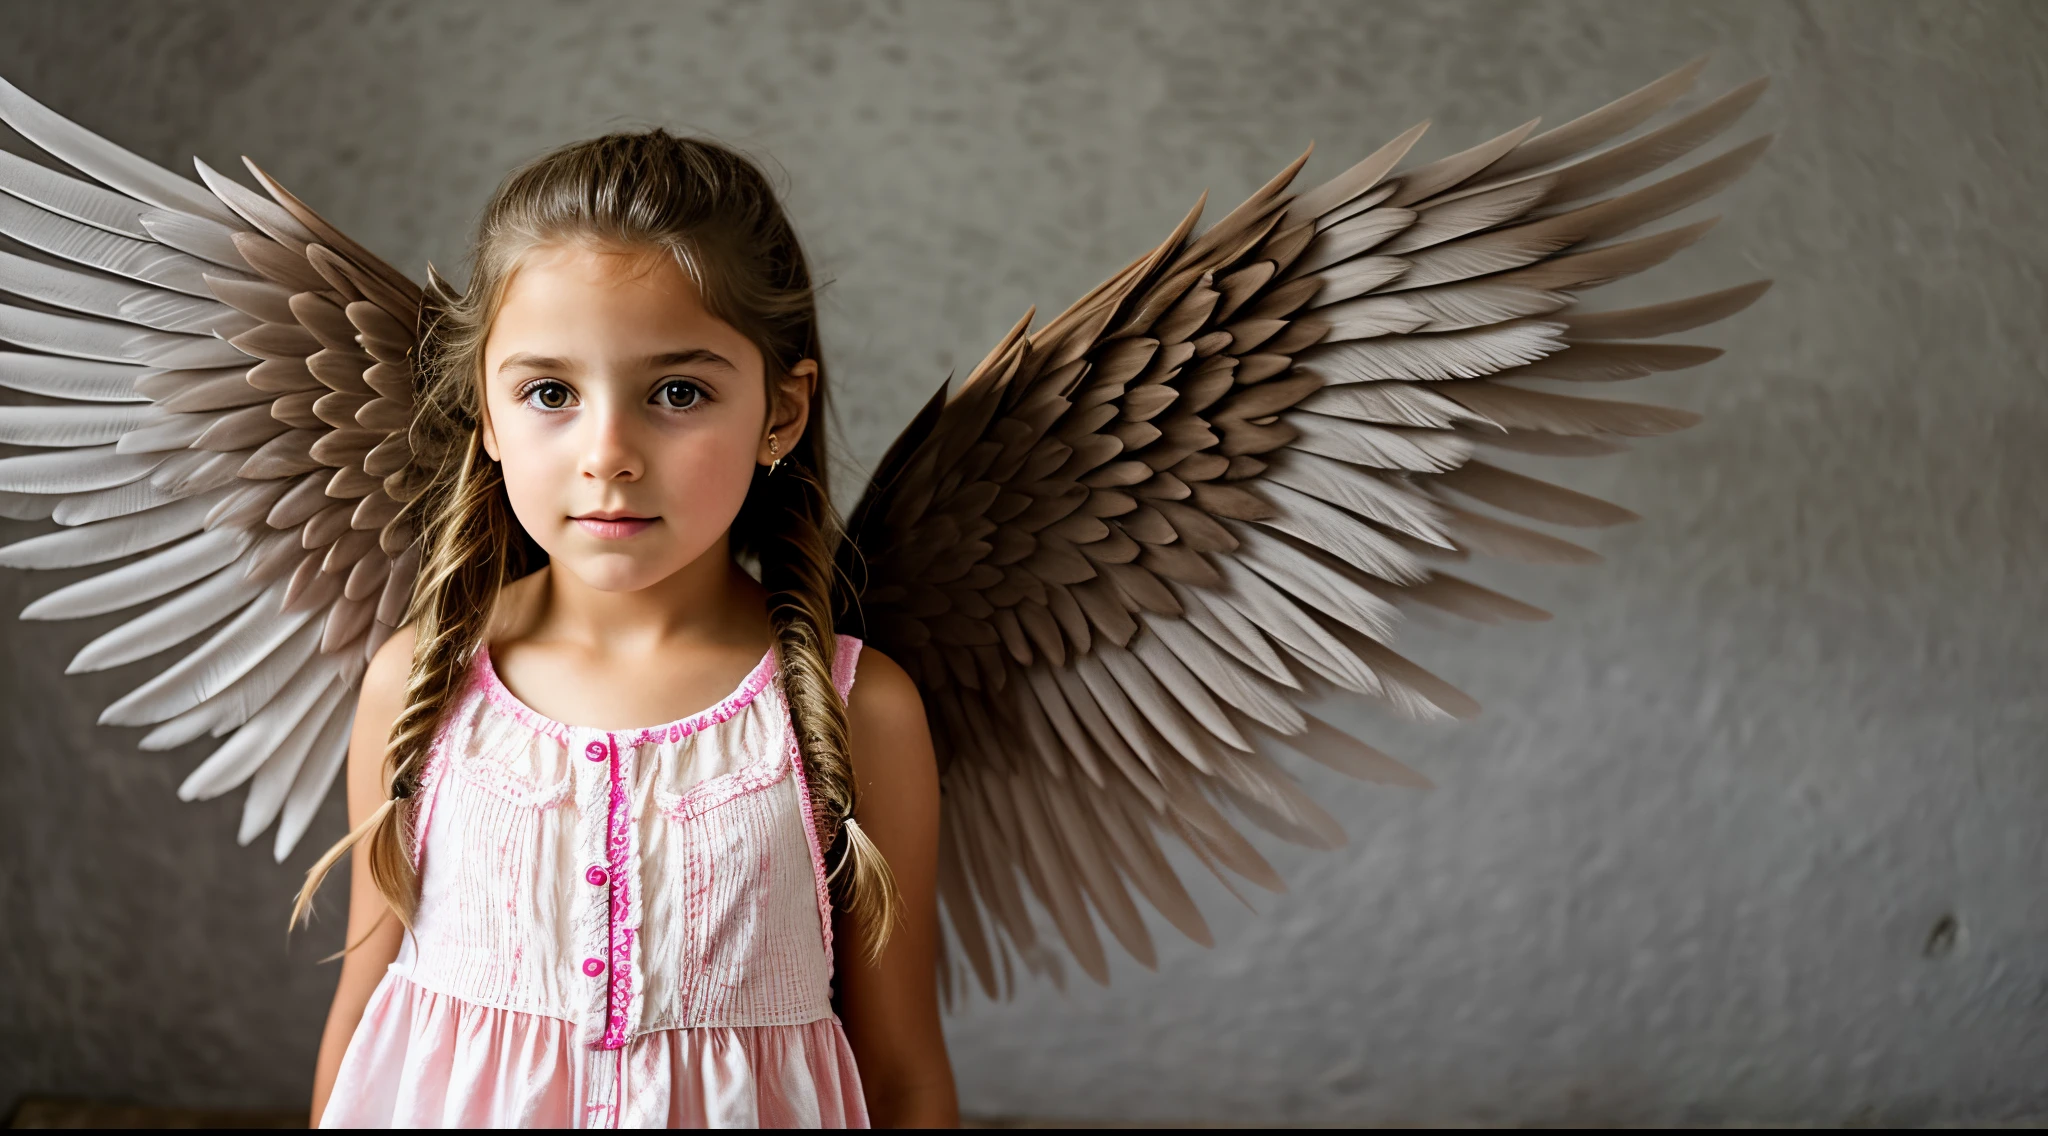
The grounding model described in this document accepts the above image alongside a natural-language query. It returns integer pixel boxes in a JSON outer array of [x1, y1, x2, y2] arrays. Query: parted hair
[[292, 129, 897, 954]]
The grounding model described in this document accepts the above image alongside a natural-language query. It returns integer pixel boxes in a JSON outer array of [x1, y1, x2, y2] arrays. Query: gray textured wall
[[1, 0, 2042, 1126]]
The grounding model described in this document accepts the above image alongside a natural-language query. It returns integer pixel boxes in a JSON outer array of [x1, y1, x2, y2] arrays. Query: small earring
[[767, 432, 783, 475]]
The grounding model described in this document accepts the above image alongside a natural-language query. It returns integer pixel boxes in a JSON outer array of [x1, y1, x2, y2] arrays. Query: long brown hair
[[292, 130, 897, 953]]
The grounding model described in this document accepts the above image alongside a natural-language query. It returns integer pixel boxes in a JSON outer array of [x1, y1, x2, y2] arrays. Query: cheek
[[492, 414, 578, 540], [650, 424, 760, 534]]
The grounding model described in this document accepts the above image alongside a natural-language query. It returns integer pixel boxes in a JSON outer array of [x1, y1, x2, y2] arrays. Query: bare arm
[[307, 625, 415, 1125], [833, 647, 958, 1128]]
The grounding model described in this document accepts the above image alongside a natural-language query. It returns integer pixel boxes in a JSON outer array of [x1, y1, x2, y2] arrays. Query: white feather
[[51, 476, 180, 525], [192, 159, 317, 251], [1296, 379, 1489, 429], [118, 290, 248, 336], [1168, 580, 1296, 687], [1286, 208, 1417, 278], [1213, 558, 1380, 695], [67, 562, 265, 673], [127, 329, 251, 369], [150, 450, 243, 497], [238, 679, 353, 846], [0, 148, 149, 237], [275, 700, 357, 860], [1307, 256, 1408, 305], [0, 351, 145, 402], [0, 403, 162, 447], [0, 486, 228, 569], [1231, 524, 1402, 640], [99, 580, 317, 724], [22, 526, 249, 619], [138, 614, 321, 749], [0, 490, 55, 520], [1136, 614, 1304, 732], [0, 442, 158, 494], [0, 74, 243, 227], [1287, 411, 1472, 473], [180, 662, 342, 803], [1261, 449, 1452, 545], [139, 209, 249, 271], [1295, 321, 1566, 383], [0, 191, 216, 297], [1256, 482, 1427, 586], [113, 410, 209, 454], [0, 300, 146, 362]]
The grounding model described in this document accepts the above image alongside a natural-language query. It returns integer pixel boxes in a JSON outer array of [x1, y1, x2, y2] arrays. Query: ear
[[759, 359, 819, 467]]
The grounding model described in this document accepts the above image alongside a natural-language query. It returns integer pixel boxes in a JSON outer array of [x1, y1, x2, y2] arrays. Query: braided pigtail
[[753, 451, 900, 958]]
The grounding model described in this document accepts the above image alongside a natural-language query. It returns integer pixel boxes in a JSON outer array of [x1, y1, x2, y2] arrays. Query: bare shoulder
[[361, 623, 417, 713], [845, 644, 927, 734], [843, 645, 935, 781]]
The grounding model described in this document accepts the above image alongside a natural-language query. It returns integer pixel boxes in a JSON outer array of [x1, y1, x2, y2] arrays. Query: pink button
[[585, 866, 609, 887], [582, 957, 606, 977], [585, 741, 607, 761]]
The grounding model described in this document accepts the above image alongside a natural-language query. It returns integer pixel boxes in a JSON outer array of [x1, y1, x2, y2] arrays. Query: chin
[[556, 552, 678, 593]]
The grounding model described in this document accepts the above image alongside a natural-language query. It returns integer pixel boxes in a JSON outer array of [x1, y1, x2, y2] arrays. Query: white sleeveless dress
[[319, 638, 868, 1129]]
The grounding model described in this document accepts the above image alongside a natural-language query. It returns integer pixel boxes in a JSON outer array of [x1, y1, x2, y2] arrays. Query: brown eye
[[528, 381, 571, 410], [657, 380, 702, 410]]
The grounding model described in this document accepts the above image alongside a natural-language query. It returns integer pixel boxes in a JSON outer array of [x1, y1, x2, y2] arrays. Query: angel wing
[[842, 58, 1772, 994], [0, 77, 423, 859]]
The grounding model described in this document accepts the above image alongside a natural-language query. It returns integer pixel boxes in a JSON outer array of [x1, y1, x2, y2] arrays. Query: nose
[[577, 397, 643, 483]]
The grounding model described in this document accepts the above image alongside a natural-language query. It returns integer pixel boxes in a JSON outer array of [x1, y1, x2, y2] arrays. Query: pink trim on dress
[[477, 645, 777, 746], [600, 732, 637, 1051]]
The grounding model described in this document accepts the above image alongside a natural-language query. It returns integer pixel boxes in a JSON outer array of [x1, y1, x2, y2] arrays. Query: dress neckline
[[475, 643, 780, 747]]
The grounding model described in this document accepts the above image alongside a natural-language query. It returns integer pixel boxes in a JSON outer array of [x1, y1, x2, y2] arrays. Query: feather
[[0, 75, 243, 226], [1232, 526, 1401, 640], [119, 290, 248, 336], [1537, 136, 1772, 248], [1296, 379, 1490, 430], [1260, 450, 1450, 545], [205, 273, 297, 324], [275, 695, 356, 858], [1256, 482, 1425, 586], [0, 486, 228, 569], [1284, 208, 1417, 279], [1213, 558, 1378, 694], [1297, 321, 1565, 383], [66, 562, 266, 673], [1499, 340, 1721, 382], [1435, 461, 1638, 527], [1387, 119, 1540, 207], [1380, 176, 1554, 255], [1539, 78, 1769, 205], [0, 192, 216, 297], [138, 610, 321, 750], [1261, 712, 1433, 787], [99, 580, 317, 724], [0, 491, 55, 520], [0, 147, 149, 237], [138, 208, 249, 271], [113, 409, 209, 454], [1169, 581, 1295, 687], [1499, 218, 1718, 293], [1286, 412, 1471, 473], [1440, 504, 1599, 565], [1288, 120, 1430, 222], [1339, 630, 1481, 719], [1481, 56, 1708, 181], [149, 367, 268, 413], [0, 442, 158, 494], [1559, 280, 1772, 340], [0, 300, 157, 364], [180, 663, 342, 803], [21, 526, 248, 619], [1436, 381, 1700, 437], [1310, 182, 1397, 232], [236, 676, 351, 845], [1135, 615, 1303, 733], [1105, 638, 1250, 752], [51, 475, 180, 525], [1401, 572, 1551, 624], [0, 352, 144, 402], [191, 159, 316, 252], [0, 403, 161, 447]]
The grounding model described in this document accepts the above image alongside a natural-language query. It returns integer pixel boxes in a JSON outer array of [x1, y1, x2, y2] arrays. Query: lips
[[572, 515, 657, 540]]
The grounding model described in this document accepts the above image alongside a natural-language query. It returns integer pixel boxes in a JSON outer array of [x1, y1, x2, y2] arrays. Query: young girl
[[300, 132, 957, 1128]]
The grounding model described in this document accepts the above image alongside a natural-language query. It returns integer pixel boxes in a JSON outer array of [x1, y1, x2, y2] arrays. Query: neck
[[522, 535, 773, 658]]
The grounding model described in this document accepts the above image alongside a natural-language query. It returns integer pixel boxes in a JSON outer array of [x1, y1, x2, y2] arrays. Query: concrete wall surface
[[0, 0, 2042, 1126]]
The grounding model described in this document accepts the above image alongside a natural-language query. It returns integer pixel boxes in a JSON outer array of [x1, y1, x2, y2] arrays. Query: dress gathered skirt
[[320, 639, 871, 1129]]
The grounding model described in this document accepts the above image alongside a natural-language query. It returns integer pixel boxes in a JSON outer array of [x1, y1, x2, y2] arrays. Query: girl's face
[[478, 242, 810, 593]]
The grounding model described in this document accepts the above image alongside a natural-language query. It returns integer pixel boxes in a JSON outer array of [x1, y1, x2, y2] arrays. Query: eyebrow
[[495, 349, 740, 375]]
